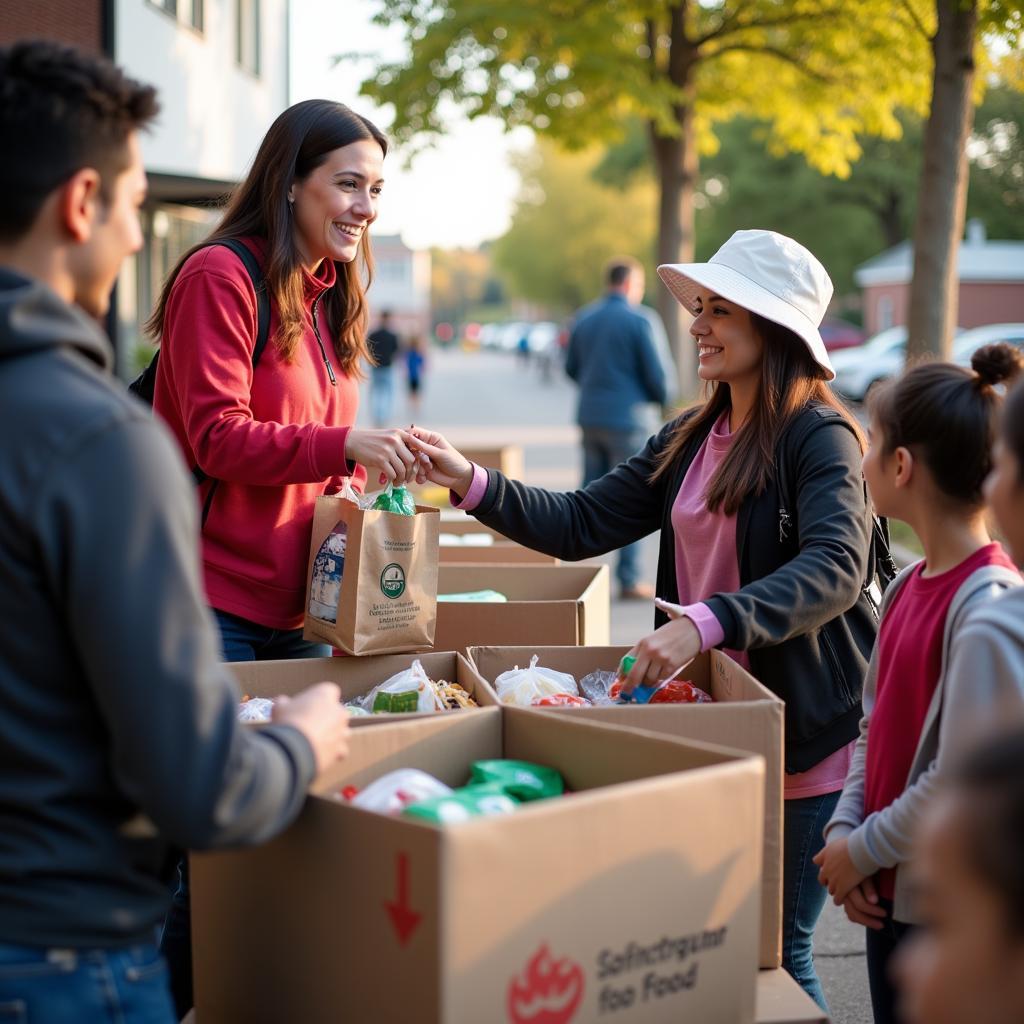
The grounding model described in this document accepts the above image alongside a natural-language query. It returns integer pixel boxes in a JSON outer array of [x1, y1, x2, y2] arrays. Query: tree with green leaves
[[904, 0, 1023, 360], [359, 0, 932, 382]]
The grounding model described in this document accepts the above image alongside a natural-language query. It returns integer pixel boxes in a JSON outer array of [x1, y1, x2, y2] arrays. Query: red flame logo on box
[[506, 943, 584, 1024]]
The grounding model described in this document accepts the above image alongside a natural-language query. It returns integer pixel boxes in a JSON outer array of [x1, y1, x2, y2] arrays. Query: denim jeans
[[865, 898, 914, 1024], [0, 942, 175, 1023], [782, 790, 841, 1013], [370, 365, 395, 427], [580, 425, 649, 589], [159, 608, 330, 1018], [213, 609, 332, 662]]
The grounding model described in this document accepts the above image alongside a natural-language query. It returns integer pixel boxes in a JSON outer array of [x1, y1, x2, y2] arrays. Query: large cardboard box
[[434, 564, 610, 650], [439, 517, 559, 564], [192, 708, 764, 1024], [755, 970, 829, 1023], [229, 651, 499, 725], [469, 645, 784, 969]]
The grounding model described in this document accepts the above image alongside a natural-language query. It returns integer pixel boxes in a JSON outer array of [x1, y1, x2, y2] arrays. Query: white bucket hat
[[657, 229, 835, 381]]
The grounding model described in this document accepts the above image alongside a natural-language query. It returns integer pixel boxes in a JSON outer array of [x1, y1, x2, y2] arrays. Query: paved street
[[359, 344, 873, 1024]]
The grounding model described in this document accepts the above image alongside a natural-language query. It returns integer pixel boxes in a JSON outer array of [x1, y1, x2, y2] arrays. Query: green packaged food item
[[372, 485, 416, 516], [402, 783, 519, 824], [371, 687, 422, 714], [469, 759, 564, 802]]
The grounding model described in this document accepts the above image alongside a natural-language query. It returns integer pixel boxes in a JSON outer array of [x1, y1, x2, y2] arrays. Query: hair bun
[[972, 342, 1024, 389]]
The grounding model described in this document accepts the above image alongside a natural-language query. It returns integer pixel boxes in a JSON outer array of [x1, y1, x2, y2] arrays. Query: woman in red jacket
[[150, 99, 418, 665]]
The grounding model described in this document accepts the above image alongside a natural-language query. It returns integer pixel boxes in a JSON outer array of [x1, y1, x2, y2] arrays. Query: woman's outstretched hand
[[344, 428, 419, 485], [406, 426, 475, 498]]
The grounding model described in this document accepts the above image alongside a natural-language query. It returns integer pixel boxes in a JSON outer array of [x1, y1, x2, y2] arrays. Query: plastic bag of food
[[578, 669, 620, 706], [370, 483, 417, 516], [344, 703, 372, 717], [494, 655, 578, 707], [350, 768, 453, 815], [402, 783, 519, 825], [531, 693, 592, 708], [469, 759, 564, 801], [362, 659, 445, 714], [237, 697, 275, 722], [609, 678, 713, 704], [437, 590, 507, 603]]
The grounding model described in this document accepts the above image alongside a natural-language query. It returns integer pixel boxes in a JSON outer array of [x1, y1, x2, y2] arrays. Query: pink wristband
[[677, 602, 726, 652]]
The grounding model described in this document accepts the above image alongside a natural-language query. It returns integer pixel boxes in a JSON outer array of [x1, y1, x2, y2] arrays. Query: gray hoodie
[[0, 267, 315, 948], [824, 558, 1022, 923]]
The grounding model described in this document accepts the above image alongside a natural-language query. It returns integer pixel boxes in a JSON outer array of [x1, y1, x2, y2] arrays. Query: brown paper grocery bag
[[303, 494, 439, 655]]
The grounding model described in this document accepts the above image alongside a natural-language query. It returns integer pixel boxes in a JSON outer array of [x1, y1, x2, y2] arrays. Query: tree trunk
[[906, 0, 978, 360]]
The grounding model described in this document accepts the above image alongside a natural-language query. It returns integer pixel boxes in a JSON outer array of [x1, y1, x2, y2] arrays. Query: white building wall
[[114, 0, 288, 181]]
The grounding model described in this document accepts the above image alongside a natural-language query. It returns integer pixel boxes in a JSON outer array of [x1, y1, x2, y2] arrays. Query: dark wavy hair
[[0, 39, 158, 242], [147, 99, 387, 376], [651, 315, 863, 514]]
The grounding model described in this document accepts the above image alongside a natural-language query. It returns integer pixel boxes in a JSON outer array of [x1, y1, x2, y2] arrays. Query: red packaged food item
[[531, 693, 591, 708], [609, 679, 712, 704]]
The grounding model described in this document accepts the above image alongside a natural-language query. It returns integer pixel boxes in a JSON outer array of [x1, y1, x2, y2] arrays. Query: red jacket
[[154, 238, 366, 629]]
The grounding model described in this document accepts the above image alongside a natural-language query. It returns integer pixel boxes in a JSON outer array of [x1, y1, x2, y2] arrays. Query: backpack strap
[[195, 238, 271, 527]]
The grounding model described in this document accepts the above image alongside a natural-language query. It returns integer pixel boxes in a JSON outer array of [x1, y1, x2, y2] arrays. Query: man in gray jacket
[[0, 41, 350, 1022]]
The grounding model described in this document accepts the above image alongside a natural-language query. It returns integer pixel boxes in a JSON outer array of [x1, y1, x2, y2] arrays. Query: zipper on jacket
[[310, 295, 337, 385]]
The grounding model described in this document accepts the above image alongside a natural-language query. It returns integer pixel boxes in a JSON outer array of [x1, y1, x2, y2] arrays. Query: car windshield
[[952, 328, 1024, 360]]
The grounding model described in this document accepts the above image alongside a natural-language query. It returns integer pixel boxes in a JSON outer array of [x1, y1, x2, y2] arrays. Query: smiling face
[[689, 288, 764, 390], [288, 138, 384, 268]]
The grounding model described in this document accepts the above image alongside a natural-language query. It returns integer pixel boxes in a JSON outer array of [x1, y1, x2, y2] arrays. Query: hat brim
[[657, 262, 835, 381]]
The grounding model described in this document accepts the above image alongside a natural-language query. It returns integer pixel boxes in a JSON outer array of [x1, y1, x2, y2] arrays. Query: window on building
[[147, 0, 203, 34], [877, 295, 894, 331], [236, 0, 261, 75]]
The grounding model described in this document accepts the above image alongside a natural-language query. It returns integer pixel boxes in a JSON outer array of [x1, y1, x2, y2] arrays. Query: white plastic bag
[[361, 659, 444, 714], [350, 769, 453, 815], [494, 655, 578, 707], [237, 697, 275, 722]]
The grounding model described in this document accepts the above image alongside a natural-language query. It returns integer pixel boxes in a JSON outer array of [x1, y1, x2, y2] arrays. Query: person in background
[[816, 345, 1024, 1024], [411, 230, 880, 1012], [148, 97, 419, 1016], [0, 39, 350, 1024], [565, 256, 668, 600], [894, 724, 1024, 1024], [405, 334, 426, 416], [367, 309, 400, 426]]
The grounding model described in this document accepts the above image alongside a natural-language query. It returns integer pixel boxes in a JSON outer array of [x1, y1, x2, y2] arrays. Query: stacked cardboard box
[[192, 708, 765, 1023], [470, 645, 784, 969]]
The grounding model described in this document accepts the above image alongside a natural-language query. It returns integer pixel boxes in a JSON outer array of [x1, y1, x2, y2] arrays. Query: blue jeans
[[865, 898, 914, 1024], [782, 790, 841, 1014], [213, 609, 332, 662], [159, 609, 330, 1017], [370, 365, 395, 426], [0, 942, 175, 1023], [581, 425, 649, 590]]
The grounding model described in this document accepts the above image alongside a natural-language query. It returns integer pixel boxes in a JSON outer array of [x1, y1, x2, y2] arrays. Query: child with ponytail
[[814, 343, 1024, 1024]]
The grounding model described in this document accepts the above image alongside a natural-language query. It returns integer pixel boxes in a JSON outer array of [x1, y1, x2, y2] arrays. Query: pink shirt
[[671, 412, 852, 799]]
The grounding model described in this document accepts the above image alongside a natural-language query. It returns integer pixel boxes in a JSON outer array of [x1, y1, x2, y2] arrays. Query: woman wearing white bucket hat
[[408, 229, 883, 1012]]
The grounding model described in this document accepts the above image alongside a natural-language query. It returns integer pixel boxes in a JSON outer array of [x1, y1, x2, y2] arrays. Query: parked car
[[819, 317, 865, 353], [951, 323, 1024, 366], [830, 326, 909, 402]]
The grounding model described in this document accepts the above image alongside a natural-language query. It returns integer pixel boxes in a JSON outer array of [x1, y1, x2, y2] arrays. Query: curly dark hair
[[0, 39, 159, 241]]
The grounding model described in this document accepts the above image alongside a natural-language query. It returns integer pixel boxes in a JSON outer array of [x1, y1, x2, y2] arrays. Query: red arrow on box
[[385, 852, 421, 946]]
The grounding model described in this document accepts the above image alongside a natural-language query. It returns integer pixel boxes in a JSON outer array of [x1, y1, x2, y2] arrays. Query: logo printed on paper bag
[[380, 563, 406, 599], [507, 944, 584, 1024]]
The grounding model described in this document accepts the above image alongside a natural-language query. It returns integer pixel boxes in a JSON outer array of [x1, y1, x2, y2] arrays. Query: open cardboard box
[[469, 645, 784, 969], [756, 969, 829, 1023], [438, 516, 559, 564], [434, 563, 610, 650], [230, 651, 499, 726], [192, 707, 764, 1024]]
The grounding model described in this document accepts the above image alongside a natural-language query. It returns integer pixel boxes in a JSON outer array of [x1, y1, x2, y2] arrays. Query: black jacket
[[470, 403, 877, 772], [0, 268, 315, 948]]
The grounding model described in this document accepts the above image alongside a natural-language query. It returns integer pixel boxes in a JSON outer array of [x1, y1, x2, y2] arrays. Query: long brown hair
[[146, 99, 387, 377], [651, 315, 864, 514]]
